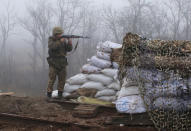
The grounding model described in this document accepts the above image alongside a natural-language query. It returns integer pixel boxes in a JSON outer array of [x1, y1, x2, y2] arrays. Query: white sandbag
[[116, 91, 120, 97], [116, 95, 146, 114], [97, 51, 111, 61], [90, 56, 111, 69], [87, 74, 113, 86], [96, 42, 103, 51], [188, 77, 191, 86], [112, 62, 119, 69], [63, 92, 71, 98], [113, 72, 119, 80], [101, 69, 118, 78], [81, 64, 101, 74], [81, 81, 105, 91], [108, 82, 120, 91], [118, 86, 140, 99], [95, 89, 116, 97], [97, 41, 122, 53], [97, 96, 116, 102], [66, 74, 87, 85], [52, 90, 71, 98], [64, 84, 81, 93], [122, 78, 138, 88]]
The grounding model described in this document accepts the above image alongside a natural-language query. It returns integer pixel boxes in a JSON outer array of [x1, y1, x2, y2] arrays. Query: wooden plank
[[105, 113, 154, 126], [0, 92, 14, 96], [73, 105, 99, 118]]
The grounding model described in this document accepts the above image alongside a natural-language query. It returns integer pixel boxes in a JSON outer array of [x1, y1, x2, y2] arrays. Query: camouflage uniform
[[47, 27, 73, 95]]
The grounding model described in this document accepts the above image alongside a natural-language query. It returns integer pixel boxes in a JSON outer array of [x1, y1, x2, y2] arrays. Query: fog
[[0, 0, 190, 96]]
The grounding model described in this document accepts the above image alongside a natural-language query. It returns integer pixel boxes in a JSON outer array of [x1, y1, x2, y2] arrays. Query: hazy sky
[[0, 0, 166, 17], [0, 0, 126, 15]]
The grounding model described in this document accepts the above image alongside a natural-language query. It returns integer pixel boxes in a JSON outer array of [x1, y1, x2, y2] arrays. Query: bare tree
[[19, 15, 42, 77], [16, 0, 54, 90], [68, 6, 100, 76], [120, 0, 154, 35], [0, 2, 16, 89], [149, 10, 169, 39], [102, 6, 122, 43], [165, 0, 184, 40], [0, 2, 15, 58], [55, 0, 84, 34], [180, 0, 191, 40], [101, 0, 155, 42], [24, 0, 53, 71], [54, 0, 99, 76]]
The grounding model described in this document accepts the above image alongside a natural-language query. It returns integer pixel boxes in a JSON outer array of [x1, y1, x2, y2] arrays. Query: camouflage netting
[[118, 33, 191, 131]]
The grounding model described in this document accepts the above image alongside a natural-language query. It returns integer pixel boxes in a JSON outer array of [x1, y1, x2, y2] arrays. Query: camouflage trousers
[[47, 65, 66, 93]]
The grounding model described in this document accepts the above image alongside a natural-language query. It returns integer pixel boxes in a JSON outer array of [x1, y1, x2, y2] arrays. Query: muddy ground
[[0, 96, 156, 131], [0, 96, 109, 126]]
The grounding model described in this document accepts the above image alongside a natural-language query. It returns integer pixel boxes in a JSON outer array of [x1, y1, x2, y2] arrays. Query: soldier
[[47, 27, 73, 98]]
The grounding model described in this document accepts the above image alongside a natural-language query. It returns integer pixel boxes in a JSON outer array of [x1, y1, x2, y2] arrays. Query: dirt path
[[0, 96, 156, 131]]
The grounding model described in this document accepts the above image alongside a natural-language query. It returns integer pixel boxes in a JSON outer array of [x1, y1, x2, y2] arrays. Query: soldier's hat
[[53, 27, 63, 36]]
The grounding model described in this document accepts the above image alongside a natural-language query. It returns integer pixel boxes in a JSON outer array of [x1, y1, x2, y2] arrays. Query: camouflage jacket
[[47, 36, 73, 70], [48, 36, 73, 57]]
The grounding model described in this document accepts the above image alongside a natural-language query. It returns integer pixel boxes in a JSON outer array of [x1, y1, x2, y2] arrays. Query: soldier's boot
[[58, 91, 63, 99], [47, 92, 52, 98]]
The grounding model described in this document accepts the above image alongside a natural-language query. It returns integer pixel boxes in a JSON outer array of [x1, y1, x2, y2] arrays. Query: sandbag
[[97, 96, 116, 102], [64, 84, 81, 93], [97, 51, 111, 61], [112, 62, 119, 69], [90, 56, 111, 69], [116, 95, 146, 114], [152, 97, 187, 111], [125, 67, 166, 83], [63, 92, 71, 98], [189, 77, 191, 86], [65, 88, 98, 99], [66, 74, 87, 85], [144, 83, 184, 99], [118, 86, 140, 99], [108, 82, 120, 91], [77, 96, 114, 106], [95, 89, 116, 97], [81, 81, 105, 91], [97, 41, 122, 53], [111, 48, 122, 63], [75, 88, 98, 97], [120, 33, 191, 77], [101, 69, 118, 78], [87, 74, 113, 86], [81, 64, 101, 74], [122, 78, 138, 88], [116, 91, 120, 97]]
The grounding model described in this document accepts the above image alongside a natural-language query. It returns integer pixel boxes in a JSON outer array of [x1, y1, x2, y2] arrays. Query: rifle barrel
[[61, 35, 90, 39]]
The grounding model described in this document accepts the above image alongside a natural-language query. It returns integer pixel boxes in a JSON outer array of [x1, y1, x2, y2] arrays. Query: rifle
[[60, 35, 89, 54], [60, 35, 90, 39]]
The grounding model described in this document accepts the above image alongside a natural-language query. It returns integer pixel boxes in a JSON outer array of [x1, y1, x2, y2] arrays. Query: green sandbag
[[77, 96, 114, 107]]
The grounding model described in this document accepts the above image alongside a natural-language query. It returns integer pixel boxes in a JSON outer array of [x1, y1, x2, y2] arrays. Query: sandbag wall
[[117, 33, 191, 130], [52, 41, 122, 102], [111, 47, 147, 113]]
